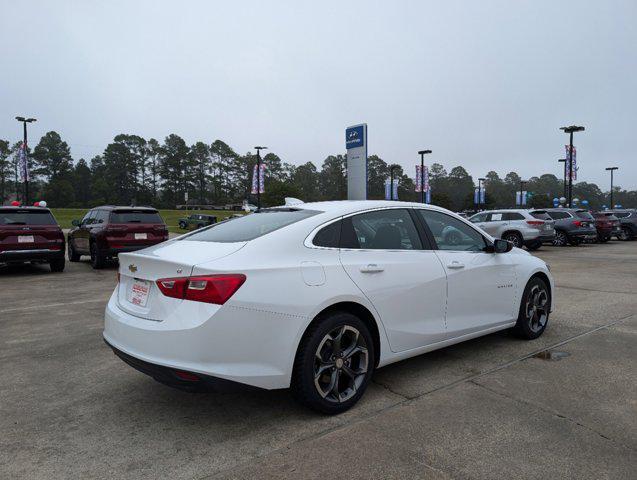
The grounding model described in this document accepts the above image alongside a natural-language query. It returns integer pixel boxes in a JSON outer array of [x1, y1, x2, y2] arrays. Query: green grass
[[50, 208, 238, 233]]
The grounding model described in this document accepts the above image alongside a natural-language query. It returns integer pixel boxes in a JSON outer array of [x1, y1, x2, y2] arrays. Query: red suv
[[0, 206, 65, 272], [67, 206, 168, 269], [592, 212, 621, 243]]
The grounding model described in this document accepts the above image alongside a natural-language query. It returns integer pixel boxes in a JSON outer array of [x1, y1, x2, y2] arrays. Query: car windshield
[[0, 210, 57, 225], [575, 210, 594, 220], [530, 211, 551, 220], [183, 208, 320, 243], [110, 210, 163, 223]]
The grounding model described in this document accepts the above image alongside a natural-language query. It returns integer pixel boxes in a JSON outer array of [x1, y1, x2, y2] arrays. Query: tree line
[[0, 131, 635, 210]]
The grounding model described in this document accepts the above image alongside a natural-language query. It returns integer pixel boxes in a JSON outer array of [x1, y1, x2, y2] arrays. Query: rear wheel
[[597, 234, 609, 243], [49, 257, 65, 272], [619, 226, 633, 241], [552, 230, 568, 246], [68, 241, 81, 262], [292, 312, 374, 414], [568, 237, 581, 246], [90, 243, 106, 269], [513, 277, 550, 340], [503, 232, 523, 248], [178, 221, 187, 229], [526, 240, 542, 251]]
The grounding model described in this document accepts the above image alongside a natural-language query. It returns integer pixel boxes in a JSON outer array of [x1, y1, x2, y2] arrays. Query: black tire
[[619, 226, 633, 241], [526, 240, 542, 251], [291, 312, 375, 415], [68, 241, 81, 262], [552, 230, 568, 247], [568, 237, 581, 246], [597, 235, 609, 243], [178, 221, 187, 229], [513, 276, 550, 340], [196, 223, 204, 229], [503, 232, 523, 249], [90, 242, 106, 269], [49, 257, 65, 272]]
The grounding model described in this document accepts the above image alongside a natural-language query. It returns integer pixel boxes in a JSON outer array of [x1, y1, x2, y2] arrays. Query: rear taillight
[[526, 220, 544, 226], [106, 226, 126, 237], [156, 274, 246, 305], [572, 220, 582, 227]]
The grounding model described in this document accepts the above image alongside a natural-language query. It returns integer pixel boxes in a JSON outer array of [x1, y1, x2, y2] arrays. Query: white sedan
[[104, 201, 554, 414]]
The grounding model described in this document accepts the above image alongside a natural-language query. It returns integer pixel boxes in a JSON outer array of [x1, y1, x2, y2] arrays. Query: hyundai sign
[[346, 123, 368, 200]]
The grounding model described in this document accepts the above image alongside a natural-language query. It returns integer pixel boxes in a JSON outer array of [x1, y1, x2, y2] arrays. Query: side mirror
[[494, 238, 513, 253], [71, 219, 80, 227]]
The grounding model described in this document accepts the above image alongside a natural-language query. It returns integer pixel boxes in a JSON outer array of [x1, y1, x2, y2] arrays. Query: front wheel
[[292, 312, 375, 414], [90, 243, 106, 269], [526, 240, 542, 251], [178, 221, 187, 229], [503, 232, 523, 249], [68, 241, 81, 262], [552, 230, 568, 247], [513, 277, 550, 340]]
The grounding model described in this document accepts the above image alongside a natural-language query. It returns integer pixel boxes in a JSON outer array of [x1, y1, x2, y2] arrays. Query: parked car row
[[0, 205, 169, 272], [467, 208, 635, 249]]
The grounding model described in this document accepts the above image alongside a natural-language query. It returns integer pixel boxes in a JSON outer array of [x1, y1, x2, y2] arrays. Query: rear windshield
[[530, 211, 551, 220], [184, 208, 320, 243], [614, 212, 631, 218], [0, 209, 57, 225], [575, 210, 594, 220], [110, 210, 163, 224]]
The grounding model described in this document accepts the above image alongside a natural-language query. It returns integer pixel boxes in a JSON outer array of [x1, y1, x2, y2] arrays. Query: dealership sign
[[346, 124, 368, 200]]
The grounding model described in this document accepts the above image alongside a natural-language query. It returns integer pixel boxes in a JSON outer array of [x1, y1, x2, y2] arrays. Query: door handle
[[447, 261, 465, 269], [360, 264, 384, 273]]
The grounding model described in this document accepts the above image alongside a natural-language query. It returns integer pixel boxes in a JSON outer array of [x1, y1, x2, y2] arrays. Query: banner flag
[[18, 142, 29, 182], [480, 187, 485, 204], [565, 145, 578, 181], [515, 191, 528, 206], [384, 179, 391, 200], [425, 188, 431, 204], [474, 188, 479, 205], [415, 165, 430, 192], [251, 164, 266, 194]]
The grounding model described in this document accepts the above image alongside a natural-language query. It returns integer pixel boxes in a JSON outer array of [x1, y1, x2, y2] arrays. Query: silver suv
[[468, 209, 555, 250]]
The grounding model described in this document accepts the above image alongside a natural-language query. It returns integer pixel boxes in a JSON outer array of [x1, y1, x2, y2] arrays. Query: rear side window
[[575, 210, 594, 220], [313, 221, 341, 248], [614, 212, 630, 218], [530, 211, 551, 220], [185, 209, 319, 243], [547, 211, 571, 220], [503, 212, 525, 221], [110, 210, 163, 224], [0, 209, 57, 225], [342, 209, 422, 250]]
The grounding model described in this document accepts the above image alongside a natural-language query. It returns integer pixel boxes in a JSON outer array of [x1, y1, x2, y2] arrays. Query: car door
[[482, 212, 509, 238], [74, 210, 95, 253], [469, 212, 489, 231], [415, 209, 518, 338], [338, 208, 448, 352]]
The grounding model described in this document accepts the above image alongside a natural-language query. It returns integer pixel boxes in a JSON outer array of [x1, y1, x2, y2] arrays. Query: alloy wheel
[[525, 284, 548, 333], [313, 325, 369, 403], [552, 231, 567, 246], [505, 233, 522, 248]]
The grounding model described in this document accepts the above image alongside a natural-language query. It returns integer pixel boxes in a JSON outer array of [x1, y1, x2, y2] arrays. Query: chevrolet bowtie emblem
[[128, 264, 138, 273]]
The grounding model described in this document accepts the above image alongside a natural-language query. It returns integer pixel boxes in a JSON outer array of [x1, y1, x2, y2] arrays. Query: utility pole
[[254, 146, 267, 209], [558, 158, 567, 199], [15, 116, 37, 204], [417, 150, 432, 203], [560, 125, 585, 207], [605, 166, 618, 208]]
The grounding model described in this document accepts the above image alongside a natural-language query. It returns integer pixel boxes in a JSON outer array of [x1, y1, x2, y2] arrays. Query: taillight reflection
[[156, 274, 246, 305]]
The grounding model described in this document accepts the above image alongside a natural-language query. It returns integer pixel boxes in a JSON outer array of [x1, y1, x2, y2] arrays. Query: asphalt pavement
[[0, 241, 635, 479]]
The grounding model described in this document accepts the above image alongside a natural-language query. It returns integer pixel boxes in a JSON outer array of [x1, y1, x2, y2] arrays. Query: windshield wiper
[[127, 220, 142, 223], [6, 221, 27, 225]]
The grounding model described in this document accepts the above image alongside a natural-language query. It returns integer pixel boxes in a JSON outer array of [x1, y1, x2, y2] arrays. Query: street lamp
[[477, 177, 486, 210], [557, 158, 567, 199], [15, 116, 37, 204], [605, 167, 618, 208], [253, 146, 267, 209], [417, 149, 432, 204], [519, 180, 527, 207], [389, 165, 399, 201], [560, 125, 585, 207]]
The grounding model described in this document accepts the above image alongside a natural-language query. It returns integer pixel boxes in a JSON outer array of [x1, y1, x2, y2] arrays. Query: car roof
[[93, 205, 158, 211], [0, 206, 52, 212], [290, 200, 454, 217]]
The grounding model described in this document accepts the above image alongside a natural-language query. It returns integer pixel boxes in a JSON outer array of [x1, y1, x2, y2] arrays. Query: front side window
[[82, 210, 95, 225], [185, 208, 319, 243], [469, 213, 487, 223], [342, 209, 422, 250], [417, 210, 486, 251]]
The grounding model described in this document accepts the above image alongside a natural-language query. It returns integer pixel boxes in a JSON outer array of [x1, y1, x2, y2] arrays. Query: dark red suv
[[592, 212, 621, 243], [0, 206, 65, 272], [67, 206, 168, 269]]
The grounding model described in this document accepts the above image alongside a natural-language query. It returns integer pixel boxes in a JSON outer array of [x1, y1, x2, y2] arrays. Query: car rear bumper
[[103, 291, 305, 390], [104, 242, 167, 256], [0, 248, 64, 263], [568, 230, 598, 240], [530, 234, 555, 244]]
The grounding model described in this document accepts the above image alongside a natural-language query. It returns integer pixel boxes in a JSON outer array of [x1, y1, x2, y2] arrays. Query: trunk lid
[[116, 240, 246, 320], [0, 208, 64, 252]]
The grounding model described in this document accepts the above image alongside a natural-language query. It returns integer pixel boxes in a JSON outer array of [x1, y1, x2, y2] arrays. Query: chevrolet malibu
[[104, 201, 554, 414]]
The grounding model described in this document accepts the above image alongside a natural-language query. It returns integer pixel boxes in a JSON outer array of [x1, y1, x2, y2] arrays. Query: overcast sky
[[2, 0, 636, 189]]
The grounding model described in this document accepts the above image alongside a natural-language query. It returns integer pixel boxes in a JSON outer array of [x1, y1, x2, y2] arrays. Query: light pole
[[15, 116, 37, 204], [560, 125, 585, 207], [478, 177, 486, 210], [519, 180, 526, 207], [557, 158, 567, 199], [254, 146, 267, 209], [417, 149, 432, 203], [605, 166, 618, 208], [389, 165, 399, 200]]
